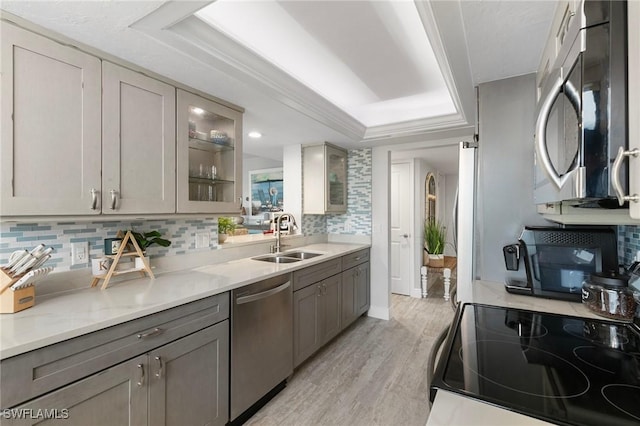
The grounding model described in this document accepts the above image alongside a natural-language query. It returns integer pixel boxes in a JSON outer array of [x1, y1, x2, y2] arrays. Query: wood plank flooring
[[246, 290, 455, 426]]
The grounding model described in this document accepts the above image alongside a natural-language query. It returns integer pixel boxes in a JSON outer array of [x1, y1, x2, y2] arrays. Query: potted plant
[[121, 230, 171, 269], [218, 217, 236, 243], [424, 219, 446, 267]]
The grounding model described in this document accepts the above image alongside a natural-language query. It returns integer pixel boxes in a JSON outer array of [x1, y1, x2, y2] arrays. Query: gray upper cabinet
[[303, 143, 348, 214], [176, 89, 243, 214], [102, 62, 176, 214], [0, 22, 102, 216]]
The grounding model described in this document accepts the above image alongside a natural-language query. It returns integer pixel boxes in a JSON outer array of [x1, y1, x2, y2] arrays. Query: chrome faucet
[[270, 213, 296, 253]]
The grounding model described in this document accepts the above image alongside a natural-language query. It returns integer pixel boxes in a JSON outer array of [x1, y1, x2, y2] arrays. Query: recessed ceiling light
[[248, 131, 262, 138], [191, 107, 204, 115]]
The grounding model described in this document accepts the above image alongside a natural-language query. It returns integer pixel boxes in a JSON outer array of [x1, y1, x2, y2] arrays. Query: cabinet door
[[176, 89, 242, 213], [321, 274, 341, 344], [355, 262, 371, 317], [102, 62, 176, 214], [325, 144, 347, 213], [293, 283, 322, 367], [0, 23, 101, 216], [5, 355, 147, 426], [148, 322, 229, 426], [341, 268, 358, 329]]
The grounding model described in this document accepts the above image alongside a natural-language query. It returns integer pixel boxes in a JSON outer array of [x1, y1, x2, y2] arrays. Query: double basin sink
[[252, 251, 323, 264]]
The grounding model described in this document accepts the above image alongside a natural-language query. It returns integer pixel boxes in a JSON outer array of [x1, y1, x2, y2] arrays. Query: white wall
[[282, 145, 302, 227], [370, 147, 391, 320]]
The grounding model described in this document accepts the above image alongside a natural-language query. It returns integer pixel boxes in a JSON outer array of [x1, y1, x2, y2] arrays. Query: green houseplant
[[218, 217, 236, 243], [424, 219, 446, 267], [128, 230, 172, 252]]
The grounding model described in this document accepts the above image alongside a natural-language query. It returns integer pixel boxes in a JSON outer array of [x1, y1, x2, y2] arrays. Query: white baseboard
[[410, 288, 423, 298], [367, 305, 390, 320]]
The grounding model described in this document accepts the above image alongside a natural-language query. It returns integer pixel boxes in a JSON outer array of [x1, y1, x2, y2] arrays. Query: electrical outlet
[[71, 242, 89, 266], [195, 232, 210, 249]]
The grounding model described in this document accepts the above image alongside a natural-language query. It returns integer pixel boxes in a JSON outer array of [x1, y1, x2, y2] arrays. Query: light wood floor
[[246, 288, 455, 426]]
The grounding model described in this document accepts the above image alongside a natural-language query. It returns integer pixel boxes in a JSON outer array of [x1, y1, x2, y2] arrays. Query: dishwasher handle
[[236, 281, 290, 305]]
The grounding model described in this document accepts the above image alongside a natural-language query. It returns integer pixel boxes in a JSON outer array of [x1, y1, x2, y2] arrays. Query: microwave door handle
[[535, 75, 574, 190]]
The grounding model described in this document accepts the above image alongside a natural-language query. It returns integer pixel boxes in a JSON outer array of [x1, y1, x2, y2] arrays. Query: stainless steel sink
[[281, 251, 323, 259], [252, 251, 323, 263], [252, 255, 301, 263]]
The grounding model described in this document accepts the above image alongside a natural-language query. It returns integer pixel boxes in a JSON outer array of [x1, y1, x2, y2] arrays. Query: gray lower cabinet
[[293, 250, 370, 368], [293, 274, 341, 367], [148, 321, 229, 426], [342, 262, 371, 329], [4, 355, 148, 426], [1, 293, 230, 426], [5, 322, 228, 426]]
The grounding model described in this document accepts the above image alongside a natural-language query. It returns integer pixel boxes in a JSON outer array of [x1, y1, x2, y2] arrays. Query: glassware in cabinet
[[177, 89, 243, 213]]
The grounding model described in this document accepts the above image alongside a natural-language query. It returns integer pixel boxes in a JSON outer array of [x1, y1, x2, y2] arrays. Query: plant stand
[[90, 231, 154, 290]]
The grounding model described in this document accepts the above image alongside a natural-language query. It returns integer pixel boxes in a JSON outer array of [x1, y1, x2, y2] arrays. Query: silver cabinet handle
[[110, 189, 118, 210], [355, 268, 360, 278], [90, 188, 98, 210], [137, 363, 145, 387], [137, 327, 164, 339], [402, 234, 409, 238], [322, 283, 327, 295], [317, 285, 322, 297], [612, 147, 640, 205], [154, 356, 163, 379]]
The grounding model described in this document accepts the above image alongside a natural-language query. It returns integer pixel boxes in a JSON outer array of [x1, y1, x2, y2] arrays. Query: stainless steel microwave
[[534, 0, 628, 204]]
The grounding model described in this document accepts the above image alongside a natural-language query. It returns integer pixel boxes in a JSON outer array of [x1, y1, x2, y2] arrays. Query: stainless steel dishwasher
[[230, 274, 293, 422]]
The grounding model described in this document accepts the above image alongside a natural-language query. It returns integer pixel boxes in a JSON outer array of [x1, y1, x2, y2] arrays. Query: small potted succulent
[[217, 217, 236, 243], [424, 219, 446, 267]]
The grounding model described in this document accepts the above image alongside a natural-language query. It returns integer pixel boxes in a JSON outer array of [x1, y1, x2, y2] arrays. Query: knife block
[[0, 268, 35, 314]]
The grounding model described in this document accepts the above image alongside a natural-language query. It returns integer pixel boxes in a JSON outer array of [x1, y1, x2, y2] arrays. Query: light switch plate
[[71, 242, 89, 266], [195, 232, 210, 249]]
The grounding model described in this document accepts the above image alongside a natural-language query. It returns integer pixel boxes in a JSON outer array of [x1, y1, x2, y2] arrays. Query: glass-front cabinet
[[303, 143, 347, 214], [177, 89, 242, 213]]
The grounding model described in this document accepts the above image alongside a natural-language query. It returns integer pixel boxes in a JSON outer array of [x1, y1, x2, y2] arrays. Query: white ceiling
[[0, 1, 557, 167]]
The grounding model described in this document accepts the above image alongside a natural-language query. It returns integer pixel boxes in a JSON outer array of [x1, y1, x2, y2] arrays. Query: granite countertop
[[0, 243, 369, 360]]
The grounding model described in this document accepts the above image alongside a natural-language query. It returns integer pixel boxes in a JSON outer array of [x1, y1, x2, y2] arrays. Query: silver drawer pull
[[155, 356, 163, 379], [110, 189, 118, 210], [137, 327, 164, 339], [354, 256, 362, 261], [137, 363, 145, 386]]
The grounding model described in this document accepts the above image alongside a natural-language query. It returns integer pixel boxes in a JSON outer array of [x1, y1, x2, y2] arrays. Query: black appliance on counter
[[503, 226, 618, 302], [430, 304, 640, 425]]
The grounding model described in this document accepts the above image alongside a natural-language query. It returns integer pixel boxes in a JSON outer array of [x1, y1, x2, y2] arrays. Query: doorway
[[390, 161, 413, 296]]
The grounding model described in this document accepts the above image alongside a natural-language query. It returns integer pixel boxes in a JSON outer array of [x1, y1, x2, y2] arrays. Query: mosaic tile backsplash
[[619, 225, 640, 266], [0, 218, 218, 272], [326, 148, 372, 236]]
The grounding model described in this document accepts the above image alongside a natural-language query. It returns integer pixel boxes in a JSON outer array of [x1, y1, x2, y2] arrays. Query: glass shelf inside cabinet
[[187, 104, 236, 203]]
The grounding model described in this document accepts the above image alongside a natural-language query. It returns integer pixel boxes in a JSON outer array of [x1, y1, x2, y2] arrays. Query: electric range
[[430, 304, 640, 425]]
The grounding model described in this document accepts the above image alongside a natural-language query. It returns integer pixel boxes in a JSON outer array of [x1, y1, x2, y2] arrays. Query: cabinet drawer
[[341, 249, 370, 270], [293, 258, 342, 291], [0, 292, 229, 408]]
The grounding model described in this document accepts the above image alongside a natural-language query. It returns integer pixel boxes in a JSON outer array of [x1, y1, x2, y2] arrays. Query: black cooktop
[[430, 304, 640, 426]]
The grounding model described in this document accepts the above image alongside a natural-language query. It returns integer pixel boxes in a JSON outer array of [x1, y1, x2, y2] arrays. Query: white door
[[390, 162, 412, 295], [102, 62, 176, 214], [456, 142, 477, 303]]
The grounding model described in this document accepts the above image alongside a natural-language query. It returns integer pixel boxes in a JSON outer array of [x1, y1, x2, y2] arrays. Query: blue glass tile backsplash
[[619, 225, 640, 266], [0, 218, 218, 272]]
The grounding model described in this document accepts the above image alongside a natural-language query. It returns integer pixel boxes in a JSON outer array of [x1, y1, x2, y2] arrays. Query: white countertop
[[427, 279, 615, 426], [0, 243, 369, 360]]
